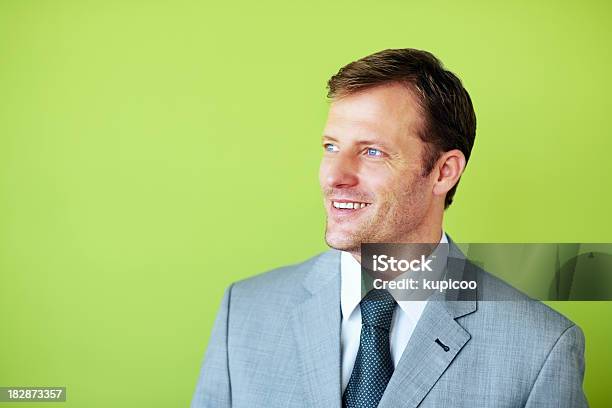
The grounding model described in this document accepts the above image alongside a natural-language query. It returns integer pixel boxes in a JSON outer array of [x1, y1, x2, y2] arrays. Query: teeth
[[332, 201, 371, 209]]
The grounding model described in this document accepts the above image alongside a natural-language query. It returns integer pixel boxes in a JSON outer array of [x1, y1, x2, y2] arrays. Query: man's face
[[319, 83, 436, 252]]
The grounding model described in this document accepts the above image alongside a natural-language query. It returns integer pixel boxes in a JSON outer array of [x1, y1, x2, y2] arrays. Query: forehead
[[324, 82, 424, 146]]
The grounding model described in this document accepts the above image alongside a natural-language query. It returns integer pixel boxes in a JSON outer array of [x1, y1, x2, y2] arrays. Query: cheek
[[366, 170, 401, 199], [361, 163, 392, 188], [377, 173, 426, 210]]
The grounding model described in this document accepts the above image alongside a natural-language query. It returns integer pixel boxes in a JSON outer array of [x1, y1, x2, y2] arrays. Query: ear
[[432, 149, 466, 198]]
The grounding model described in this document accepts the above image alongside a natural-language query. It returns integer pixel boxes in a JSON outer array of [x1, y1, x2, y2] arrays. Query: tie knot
[[360, 289, 396, 330]]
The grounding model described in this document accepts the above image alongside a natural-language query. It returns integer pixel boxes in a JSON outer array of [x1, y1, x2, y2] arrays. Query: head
[[319, 48, 476, 254]]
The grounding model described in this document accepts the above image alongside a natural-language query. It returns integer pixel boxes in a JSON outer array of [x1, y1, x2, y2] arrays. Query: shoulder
[[468, 262, 578, 345], [446, 238, 577, 334], [221, 249, 340, 338], [228, 249, 340, 302]]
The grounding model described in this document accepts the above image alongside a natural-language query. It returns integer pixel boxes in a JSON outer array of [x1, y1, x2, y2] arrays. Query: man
[[191, 49, 588, 407]]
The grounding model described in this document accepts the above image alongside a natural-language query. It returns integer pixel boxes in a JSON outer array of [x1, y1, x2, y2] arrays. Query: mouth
[[332, 200, 372, 209], [329, 199, 372, 215]]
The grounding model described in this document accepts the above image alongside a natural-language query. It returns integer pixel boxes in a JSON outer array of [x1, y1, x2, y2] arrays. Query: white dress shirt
[[340, 232, 449, 391]]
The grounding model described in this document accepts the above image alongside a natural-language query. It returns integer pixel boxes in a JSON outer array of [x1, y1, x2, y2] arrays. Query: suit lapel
[[377, 298, 474, 408], [291, 250, 342, 408], [378, 239, 478, 408]]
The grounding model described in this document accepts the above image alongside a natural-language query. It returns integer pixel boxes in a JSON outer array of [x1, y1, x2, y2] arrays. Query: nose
[[321, 153, 359, 189]]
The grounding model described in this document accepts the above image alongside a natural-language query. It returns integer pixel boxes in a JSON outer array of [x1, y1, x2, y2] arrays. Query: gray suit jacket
[[192, 241, 588, 407]]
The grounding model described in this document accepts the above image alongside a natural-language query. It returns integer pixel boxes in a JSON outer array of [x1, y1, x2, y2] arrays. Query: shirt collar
[[340, 231, 448, 320]]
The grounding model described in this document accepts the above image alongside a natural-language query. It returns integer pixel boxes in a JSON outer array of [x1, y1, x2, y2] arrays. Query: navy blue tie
[[343, 289, 397, 408]]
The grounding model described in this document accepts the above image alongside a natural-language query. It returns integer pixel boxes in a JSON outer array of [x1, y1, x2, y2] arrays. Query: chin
[[324, 230, 361, 252]]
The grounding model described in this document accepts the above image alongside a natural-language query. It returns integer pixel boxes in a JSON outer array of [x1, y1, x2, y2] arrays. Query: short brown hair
[[327, 48, 477, 209]]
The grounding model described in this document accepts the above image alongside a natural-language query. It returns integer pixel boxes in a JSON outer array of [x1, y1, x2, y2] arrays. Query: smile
[[331, 201, 372, 209]]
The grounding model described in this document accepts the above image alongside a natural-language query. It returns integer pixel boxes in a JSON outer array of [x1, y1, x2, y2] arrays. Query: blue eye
[[324, 143, 339, 152], [366, 148, 383, 157]]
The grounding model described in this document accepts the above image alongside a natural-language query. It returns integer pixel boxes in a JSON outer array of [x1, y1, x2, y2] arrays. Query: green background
[[1, 0, 610, 406]]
